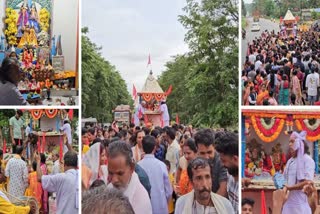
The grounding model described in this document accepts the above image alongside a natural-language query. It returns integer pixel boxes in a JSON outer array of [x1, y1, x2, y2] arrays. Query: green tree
[[242, 0, 247, 17], [82, 28, 133, 122], [159, 0, 238, 128]]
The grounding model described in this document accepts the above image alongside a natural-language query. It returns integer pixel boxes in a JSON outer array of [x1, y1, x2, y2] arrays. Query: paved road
[[241, 17, 280, 65]]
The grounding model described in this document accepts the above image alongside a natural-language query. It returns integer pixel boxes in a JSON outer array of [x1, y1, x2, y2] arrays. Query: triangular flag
[[261, 190, 267, 214], [133, 84, 137, 99], [68, 109, 74, 120], [176, 114, 180, 124], [165, 85, 172, 96], [3, 139, 6, 154]]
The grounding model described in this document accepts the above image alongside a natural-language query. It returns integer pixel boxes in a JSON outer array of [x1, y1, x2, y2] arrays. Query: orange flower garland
[[295, 119, 320, 142], [30, 110, 43, 120], [45, 109, 58, 118], [251, 116, 285, 143]]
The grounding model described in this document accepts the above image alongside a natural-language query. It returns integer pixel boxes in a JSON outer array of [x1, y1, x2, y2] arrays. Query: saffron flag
[[68, 109, 74, 120], [133, 84, 137, 99], [165, 85, 173, 96], [176, 114, 180, 124]]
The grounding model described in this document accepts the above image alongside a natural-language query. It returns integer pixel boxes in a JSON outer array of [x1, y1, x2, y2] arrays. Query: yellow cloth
[[168, 173, 174, 213], [0, 195, 30, 214], [82, 145, 89, 154]]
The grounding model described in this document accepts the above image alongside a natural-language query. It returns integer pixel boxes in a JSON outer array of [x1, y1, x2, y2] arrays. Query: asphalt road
[[241, 17, 280, 64]]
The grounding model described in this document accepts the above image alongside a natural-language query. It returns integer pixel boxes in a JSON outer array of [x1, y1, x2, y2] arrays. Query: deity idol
[[29, 26, 38, 47], [18, 24, 30, 48], [245, 139, 265, 177], [23, 48, 33, 68], [28, 4, 41, 33], [17, 5, 29, 37]]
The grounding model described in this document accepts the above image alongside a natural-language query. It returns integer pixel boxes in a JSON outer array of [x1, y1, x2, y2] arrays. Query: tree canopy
[[158, 0, 238, 128], [82, 27, 133, 122]]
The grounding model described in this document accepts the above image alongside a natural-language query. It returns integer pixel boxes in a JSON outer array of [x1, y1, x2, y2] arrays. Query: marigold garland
[[251, 116, 285, 143], [4, 8, 18, 45], [45, 109, 58, 118], [30, 110, 43, 120], [295, 119, 320, 141], [39, 8, 50, 32]]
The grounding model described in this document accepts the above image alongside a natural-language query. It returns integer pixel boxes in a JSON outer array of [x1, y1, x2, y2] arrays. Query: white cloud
[[82, 0, 189, 93]]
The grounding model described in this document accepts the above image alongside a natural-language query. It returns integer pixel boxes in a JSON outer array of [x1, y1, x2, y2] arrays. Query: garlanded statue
[[29, 26, 38, 47], [28, 3, 41, 33], [18, 24, 31, 48], [17, 5, 29, 37], [245, 139, 265, 177], [23, 48, 33, 68], [269, 143, 287, 175]]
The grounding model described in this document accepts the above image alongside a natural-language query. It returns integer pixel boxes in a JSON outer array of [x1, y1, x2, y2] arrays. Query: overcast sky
[[82, 0, 189, 94]]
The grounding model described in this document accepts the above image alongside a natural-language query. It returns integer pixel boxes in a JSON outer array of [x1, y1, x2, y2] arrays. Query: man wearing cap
[[281, 131, 315, 214], [9, 110, 24, 154], [160, 99, 170, 127], [60, 119, 72, 154]]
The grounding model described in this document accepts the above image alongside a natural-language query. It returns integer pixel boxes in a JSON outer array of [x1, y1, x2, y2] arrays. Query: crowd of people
[[242, 28, 320, 105], [81, 122, 239, 214], [0, 110, 79, 214]]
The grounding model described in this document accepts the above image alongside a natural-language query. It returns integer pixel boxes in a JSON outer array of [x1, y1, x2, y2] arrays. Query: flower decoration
[[295, 119, 320, 142], [4, 8, 18, 45], [39, 8, 50, 32], [251, 115, 285, 143]]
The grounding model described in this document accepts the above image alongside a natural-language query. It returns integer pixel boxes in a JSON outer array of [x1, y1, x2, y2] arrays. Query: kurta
[[138, 154, 172, 214], [107, 172, 152, 214], [282, 154, 315, 214]]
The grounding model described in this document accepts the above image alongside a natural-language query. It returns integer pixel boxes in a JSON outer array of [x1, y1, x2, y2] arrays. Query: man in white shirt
[[306, 66, 319, 105], [160, 99, 170, 127], [175, 158, 234, 214], [165, 127, 180, 175], [60, 119, 72, 154], [107, 141, 152, 214]]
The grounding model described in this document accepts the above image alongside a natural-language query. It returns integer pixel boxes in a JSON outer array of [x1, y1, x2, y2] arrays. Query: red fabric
[[59, 137, 63, 162], [165, 85, 172, 96], [261, 190, 267, 214], [18, 139, 21, 146], [3, 139, 6, 154], [68, 109, 74, 120], [176, 114, 180, 124]]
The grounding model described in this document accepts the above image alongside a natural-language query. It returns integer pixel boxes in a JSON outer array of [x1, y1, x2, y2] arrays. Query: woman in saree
[[291, 70, 302, 105], [82, 143, 108, 190], [178, 138, 197, 196]]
